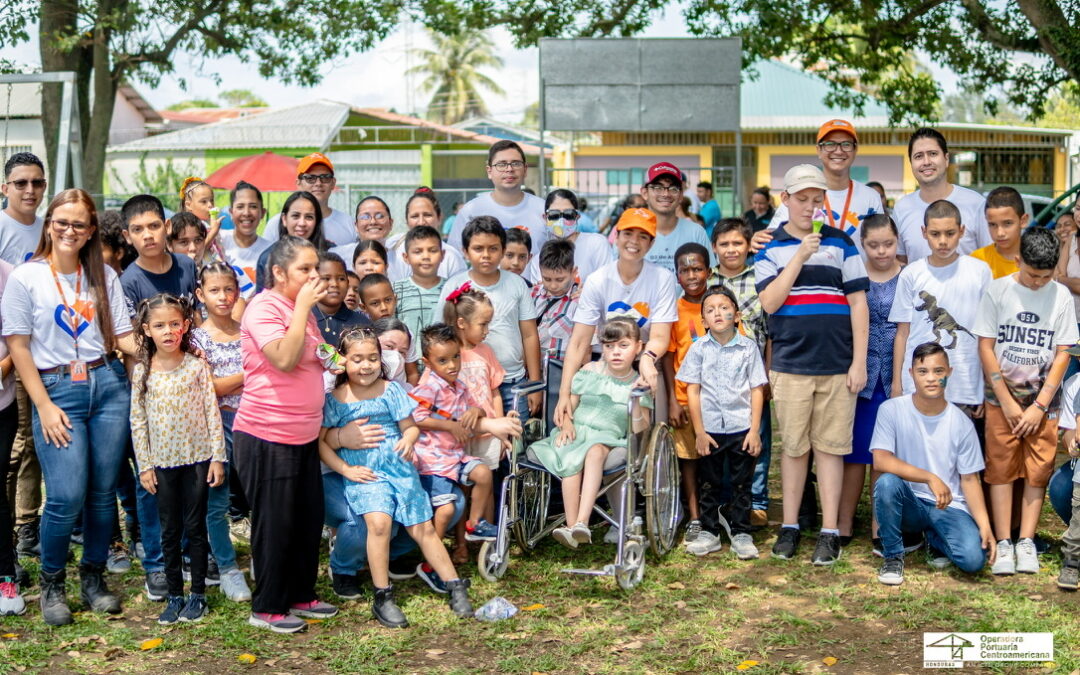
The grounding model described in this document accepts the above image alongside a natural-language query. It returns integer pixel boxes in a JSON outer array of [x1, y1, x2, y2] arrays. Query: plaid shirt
[[531, 281, 579, 361], [709, 265, 768, 356]]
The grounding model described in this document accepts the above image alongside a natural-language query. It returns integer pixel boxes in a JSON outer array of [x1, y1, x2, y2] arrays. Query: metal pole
[[538, 76, 546, 195], [734, 128, 742, 216], [68, 79, 84, 190], [56, 77, 75, 193]]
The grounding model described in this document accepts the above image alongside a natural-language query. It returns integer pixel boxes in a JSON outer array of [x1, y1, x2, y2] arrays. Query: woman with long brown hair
[[1, 189, 137, 625]]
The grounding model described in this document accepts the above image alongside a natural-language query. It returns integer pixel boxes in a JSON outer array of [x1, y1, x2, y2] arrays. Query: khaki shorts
[[671, 420, 699, 460], [770, 371, 855, 457], [983, 403, 1057, 487], [467, 436, 504, 470]]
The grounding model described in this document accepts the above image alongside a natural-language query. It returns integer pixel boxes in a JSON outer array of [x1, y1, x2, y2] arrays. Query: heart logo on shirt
[[54, 300, 95, 339], [230, 264, 254, 292], [607, 300, 652, 327]]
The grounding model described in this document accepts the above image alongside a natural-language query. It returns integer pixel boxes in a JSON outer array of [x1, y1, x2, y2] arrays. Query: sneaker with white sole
[[552, 526, 578, 549], [106, 542, 131, 574], [0, 577, 26, 616], [877, 557, 904, 586], [991, 539, 1015, 575], [570, 522, 592, 545], [926, 543, 951, 570], [686, 530, 724, 556], [249, 611, 306, 633], [289, 599, 338, 619], [730, 533, 759, 560], [683, 519, 702, 544], [603, 527, 619, 545], [219, 568, 252, 602], [1015, 537, 1039, 574]]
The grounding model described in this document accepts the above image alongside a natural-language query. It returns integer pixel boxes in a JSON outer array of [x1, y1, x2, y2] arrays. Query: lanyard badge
[[48, 261, 88, 384]]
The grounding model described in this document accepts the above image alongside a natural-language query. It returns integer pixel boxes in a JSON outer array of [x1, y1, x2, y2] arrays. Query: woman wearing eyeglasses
[[524, 189, 614, 287], [383, 188, 467, 283], [1, 189, 137, 625], [262, 153, 356, 248]]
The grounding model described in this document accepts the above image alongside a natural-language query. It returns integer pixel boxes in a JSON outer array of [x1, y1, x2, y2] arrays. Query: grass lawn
[[1, 461, 1078, 674]]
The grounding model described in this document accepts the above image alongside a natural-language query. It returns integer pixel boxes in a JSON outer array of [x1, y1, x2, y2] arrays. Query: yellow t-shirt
[[970, 244, 1019, 279]]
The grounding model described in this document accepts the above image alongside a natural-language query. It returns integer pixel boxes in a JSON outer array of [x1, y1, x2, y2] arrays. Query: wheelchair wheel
[[615, 540, 646, 590], [643, 423, 681, 556], [511, 466, 551, 551], [478, 539, 509, 582]]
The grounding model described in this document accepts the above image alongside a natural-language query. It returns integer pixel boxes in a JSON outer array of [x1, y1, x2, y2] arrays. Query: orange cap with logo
[[297, 152, 334, 175], [615, 208, 657, 238], [816, 119, 858, 144]]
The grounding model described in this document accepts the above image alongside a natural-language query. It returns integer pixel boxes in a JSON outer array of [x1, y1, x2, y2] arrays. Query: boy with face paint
[[662, 243, 710, 544], [974, 226, 1077, 576]]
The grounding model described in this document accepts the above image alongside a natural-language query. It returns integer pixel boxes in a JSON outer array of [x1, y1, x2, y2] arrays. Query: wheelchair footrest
[[560, 566, 616, 577]]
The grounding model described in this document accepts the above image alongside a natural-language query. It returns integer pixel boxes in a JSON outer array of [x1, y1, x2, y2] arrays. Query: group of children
[[3, 127, 1080, 634]]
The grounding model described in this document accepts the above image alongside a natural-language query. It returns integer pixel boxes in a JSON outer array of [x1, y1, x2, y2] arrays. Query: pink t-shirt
[[459, 343, 505, 418], [234, 290, 325, 445], [0, 260, 15, 410]]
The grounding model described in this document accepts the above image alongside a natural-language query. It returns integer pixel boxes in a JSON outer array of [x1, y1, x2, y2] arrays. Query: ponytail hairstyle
[[134, 293, 195, 405], [267, 235, 318, 291], [859, 213, 899, 241], [352, 238, 388, 273], [406, 187, 442, 219], [36, 189, 118, 352], [442, 281, 494, 337], [335, 326, 387, 386], [230, 180, 263, 206], [179, 177, 212, 213], [278, 191, 327, 251], [198, 260, 239, 287]]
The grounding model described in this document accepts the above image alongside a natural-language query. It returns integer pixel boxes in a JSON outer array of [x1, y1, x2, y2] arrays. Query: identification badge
[[70, 360, 88, 383]]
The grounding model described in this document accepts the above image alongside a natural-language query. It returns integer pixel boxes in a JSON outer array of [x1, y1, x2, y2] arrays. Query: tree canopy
[[407, 30, 505, 125]]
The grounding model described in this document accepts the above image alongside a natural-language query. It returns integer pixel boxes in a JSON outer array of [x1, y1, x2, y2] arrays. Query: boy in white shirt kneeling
[[871, 342, 996, 586]]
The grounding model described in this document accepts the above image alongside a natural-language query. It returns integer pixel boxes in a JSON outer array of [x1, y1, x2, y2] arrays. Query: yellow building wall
[[572, 145, 714, 181]]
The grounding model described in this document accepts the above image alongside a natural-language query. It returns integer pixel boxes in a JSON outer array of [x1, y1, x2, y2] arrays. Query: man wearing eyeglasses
[[0, 153, 46, 266], [447, 140, 548, 256], [639, 162, 715, 276], [262, 153, 356, 247], [756, 120, 884, 256]]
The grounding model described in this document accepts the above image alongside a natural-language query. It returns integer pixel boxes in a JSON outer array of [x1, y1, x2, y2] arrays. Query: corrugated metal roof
[[0, 82, 45, 117], [741, 60, 891, 121], [108, 99, 350, 152]]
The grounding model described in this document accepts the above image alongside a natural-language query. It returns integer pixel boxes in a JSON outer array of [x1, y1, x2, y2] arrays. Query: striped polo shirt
[[754, 224, 869, 376]]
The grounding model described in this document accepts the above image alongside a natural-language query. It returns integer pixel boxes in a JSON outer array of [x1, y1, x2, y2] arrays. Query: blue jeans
[[134, 460, 164, 573], [873, 473, 986, 572], [33, 361, 131, 574], [322, 471, 465, 575], [751, 401, 772, 511], [499, 376, 530, 421], [1049, 460, 1076, 526], [205, 410, 238, 571]]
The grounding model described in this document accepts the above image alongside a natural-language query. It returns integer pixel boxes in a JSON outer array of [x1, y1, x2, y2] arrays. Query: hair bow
[[446, 280, 472, 304]]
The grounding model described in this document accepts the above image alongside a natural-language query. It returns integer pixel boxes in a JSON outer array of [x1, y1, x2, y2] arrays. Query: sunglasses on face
[[546, 209, 580, 222], [6, 179, 47, 190]]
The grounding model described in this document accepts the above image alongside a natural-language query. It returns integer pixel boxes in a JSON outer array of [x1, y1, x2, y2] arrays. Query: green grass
[[1, 470, 1079, 673]]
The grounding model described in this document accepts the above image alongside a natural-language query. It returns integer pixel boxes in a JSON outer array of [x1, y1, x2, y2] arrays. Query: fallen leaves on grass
[[139, 638, 163, 651], [521, 603, 545, 611], [1, 633, 18, 639], [612, 640, 643, 652], [425, 649, 447, 657], [238, 653, 257, 664], [725, 582, 741, 590], [667, 582, 686, 590], [736, 660, 759, 670], [565, 606, 583, 618], [822, 656, 838, 666]]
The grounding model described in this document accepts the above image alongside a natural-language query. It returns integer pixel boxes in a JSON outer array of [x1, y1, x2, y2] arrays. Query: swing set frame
[[1, 71, 83, 193]]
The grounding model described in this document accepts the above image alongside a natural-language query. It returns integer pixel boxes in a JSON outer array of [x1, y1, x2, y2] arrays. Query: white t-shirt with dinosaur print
[[888, 255, 992, 405]]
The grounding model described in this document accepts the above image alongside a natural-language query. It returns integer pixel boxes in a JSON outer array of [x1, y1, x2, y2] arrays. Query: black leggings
[[0, 400, 19, 578], [156, 461, 210, 596]]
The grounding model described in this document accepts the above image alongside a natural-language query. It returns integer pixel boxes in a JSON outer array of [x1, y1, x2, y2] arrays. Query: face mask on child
[[546, 210, 580, 238]]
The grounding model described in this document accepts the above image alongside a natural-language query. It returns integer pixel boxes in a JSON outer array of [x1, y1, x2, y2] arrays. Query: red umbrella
[[206, 152, 300, 192]]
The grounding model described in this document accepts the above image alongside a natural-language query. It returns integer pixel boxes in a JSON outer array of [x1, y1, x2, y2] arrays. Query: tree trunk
[[83, 0, 118, 198], [38, 0, 81, 190]]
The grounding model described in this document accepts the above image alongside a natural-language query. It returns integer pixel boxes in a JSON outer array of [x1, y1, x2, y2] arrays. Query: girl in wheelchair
[[530, 317, 653, 549]]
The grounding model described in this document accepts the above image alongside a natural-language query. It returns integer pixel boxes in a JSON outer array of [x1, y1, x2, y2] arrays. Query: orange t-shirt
[[970, 244, 1019, 279], [668, 297, 706, 406]]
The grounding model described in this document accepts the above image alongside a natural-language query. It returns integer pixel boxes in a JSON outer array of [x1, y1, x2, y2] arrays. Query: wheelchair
[[478, 366, 681, 590]]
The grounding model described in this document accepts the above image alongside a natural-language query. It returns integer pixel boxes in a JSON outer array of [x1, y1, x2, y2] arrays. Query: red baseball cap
[[643, 162, 682, 188]]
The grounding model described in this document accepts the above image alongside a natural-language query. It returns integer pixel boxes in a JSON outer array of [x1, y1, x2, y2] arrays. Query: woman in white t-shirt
[[555, 207, 677, 428], [1, 189, 137, 626], [385, 189, 466, 282], [525, 189, 614, 287]]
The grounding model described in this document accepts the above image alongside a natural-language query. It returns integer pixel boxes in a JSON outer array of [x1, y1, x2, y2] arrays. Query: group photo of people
[[1, 116, 1079, 641]]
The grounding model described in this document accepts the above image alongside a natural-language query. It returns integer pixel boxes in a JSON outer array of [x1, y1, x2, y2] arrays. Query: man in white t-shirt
[[871, 342, 995, 585], [0, 152, 46, 563], [447, 140, 548, 255], [639, 162, 714, 275], [893, 128, 991, 261], [262, 153, 356, 247], [758, 119, 884, 256]]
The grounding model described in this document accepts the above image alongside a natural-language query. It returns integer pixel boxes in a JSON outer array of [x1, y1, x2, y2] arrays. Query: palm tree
[[407, 30, 506, 125]]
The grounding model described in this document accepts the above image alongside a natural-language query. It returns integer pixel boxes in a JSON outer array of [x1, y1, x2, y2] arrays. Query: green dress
[[530, 368, 652, 478]]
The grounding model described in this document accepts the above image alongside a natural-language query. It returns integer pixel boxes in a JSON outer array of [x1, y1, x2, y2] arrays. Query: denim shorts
[[418, 458, 484, 507]]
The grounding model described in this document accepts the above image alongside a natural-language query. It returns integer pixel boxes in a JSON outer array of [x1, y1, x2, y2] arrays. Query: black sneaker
[[902, 531, 926, 554], [332, 572, 363, 600], [445, 578, 473, 618], [13, 561, 30, 588], [206, 556, 220, 586], [811, 532, 842, 566], [145, 570, 168, 601], [79, 562, 121, 614], [158, 595, 185, 625], [839, 535, 853, 547], [15, 521, 39, 558], [1058, 557, 1080, 591], [872, 537, 883, 558], [372, 585, 408, 628], [179, 593, 207, 622], [771, 527, 801, 560], [388, 556, 419, 581], [70, 529, 84, 546], [877, 557, 904, 585]]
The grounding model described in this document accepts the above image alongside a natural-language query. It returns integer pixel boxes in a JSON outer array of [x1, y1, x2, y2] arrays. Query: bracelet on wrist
[[1033, 400, 1048, 413]]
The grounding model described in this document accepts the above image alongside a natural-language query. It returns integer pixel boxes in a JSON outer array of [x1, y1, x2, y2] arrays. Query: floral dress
[[322, 380, 432, 526]]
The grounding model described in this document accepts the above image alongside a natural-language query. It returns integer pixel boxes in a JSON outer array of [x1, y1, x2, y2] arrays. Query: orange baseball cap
[[297, 152, 334, 175], [615, 208, 657, 238], [816, 119, 858, 143]]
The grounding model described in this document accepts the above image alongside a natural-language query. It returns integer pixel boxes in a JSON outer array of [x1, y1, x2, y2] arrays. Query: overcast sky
[[1, 8, 958, 122]]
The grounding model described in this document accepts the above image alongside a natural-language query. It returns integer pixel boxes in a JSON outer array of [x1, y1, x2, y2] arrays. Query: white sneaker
[[230, 518, 251, 544], [552, 526, 578, 549], [604, 527, 619, 545], [570, 522, 592, 545], [730, 533, 759, 560], [991, 539, 1015, 575], [1014, 537, 1039, 574], [0, 577, 26, 616], [219, 568, 252, 602], [686, 531, 724, 556], [683, 519, 702, 544]]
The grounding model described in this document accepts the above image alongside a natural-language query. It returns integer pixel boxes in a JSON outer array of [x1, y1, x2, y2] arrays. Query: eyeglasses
[[357, 213, 388, 222], [6, 179, 47, 190], [647, 184, 682, 195], [546, 209, 580, 222], [818, 140, 857, 152], [300, 173, 334, 184], [51, 219, 91, 233], [489, 161, 525, 172]]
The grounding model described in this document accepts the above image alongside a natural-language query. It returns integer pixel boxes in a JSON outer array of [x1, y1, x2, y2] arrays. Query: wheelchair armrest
[[630, 385, 652, 399], [511, 379, 547, 397]]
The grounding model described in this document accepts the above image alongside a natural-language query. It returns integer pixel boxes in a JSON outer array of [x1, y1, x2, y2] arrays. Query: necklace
[[604, 363, 636, 383]]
